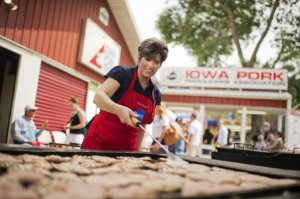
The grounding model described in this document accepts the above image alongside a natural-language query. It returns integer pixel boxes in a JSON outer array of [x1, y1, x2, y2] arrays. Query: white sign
[[160, 67, 288, 90], [78, 18, 121, 75], [99, 7, 109, 26]]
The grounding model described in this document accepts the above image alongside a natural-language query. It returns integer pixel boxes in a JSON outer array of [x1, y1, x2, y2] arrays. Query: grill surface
[[212, 146, 300, 171], [1, 144, 300, 198]]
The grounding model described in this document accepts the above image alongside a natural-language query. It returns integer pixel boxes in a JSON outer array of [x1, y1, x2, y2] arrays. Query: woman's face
[[138, 54, 161, 79], [69, 102, 76, 110], [25, 110, 36, 119]]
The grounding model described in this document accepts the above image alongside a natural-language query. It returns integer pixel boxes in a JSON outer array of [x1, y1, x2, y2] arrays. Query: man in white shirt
[[217, 119, 228, 146], [186, 113, 203, 157], [11, 105, 48, 146]]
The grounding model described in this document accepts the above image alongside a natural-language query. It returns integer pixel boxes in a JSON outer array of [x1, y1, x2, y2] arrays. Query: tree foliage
[[157, 0, 300, 67], [157, 0, 300, 106], [283, 65, 300, 107]]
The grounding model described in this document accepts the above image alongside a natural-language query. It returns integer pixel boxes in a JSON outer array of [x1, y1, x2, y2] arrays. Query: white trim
[[41, 55, 91, 83], [107, 0, 141, 63], [285, 99, 292, 144], [0, 36, 94, 83], [165, 102, 287, 115], [277, 115, 283, 132], [240, 107, 247, 144], [0, 40, 42, 143]]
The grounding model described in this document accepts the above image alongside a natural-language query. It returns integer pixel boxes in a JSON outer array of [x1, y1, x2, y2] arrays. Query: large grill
[[212, 144, 300, 170], [0, 144, 300, 198]]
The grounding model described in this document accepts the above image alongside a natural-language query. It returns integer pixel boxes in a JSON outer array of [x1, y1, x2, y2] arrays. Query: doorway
[[0, 47, 19, 143]]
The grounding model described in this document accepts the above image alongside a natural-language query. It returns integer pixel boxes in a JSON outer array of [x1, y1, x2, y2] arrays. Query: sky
[[126, 0, 197, 67], [126, 0, 278, 68]]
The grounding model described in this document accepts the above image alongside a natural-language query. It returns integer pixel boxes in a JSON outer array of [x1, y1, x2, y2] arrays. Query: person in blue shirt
[[11, 105, 48, 146]]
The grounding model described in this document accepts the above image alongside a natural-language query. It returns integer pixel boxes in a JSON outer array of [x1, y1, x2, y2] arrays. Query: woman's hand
[[115, 106, 138, 127], [27, 140, 36, 146], [63, 123, 71, 130], [153, 143, 160, 152], [41, 120, 49, 130]]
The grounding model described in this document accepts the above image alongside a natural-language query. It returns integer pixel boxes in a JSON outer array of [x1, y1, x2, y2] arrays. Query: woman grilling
[[82, 38, 168, 151]]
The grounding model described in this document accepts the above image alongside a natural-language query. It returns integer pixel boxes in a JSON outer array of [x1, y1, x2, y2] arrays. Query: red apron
[[82, 70, 156, 151]]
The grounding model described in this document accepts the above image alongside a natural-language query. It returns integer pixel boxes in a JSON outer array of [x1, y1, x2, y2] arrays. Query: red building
[[0, 0, 140, 143]]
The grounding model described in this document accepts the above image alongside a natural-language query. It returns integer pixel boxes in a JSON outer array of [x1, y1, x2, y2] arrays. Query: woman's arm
[[93, 77, 137, 127], [268, 139, 278, 150], [158, 126, 168, 142], [153, 126, 169, 152], [137, 126, 145, 150], [178, 133, 189, 144], [187, 133, 193, 144]]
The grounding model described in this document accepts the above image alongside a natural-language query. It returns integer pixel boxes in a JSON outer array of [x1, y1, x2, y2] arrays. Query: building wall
[[35, 62, 88, 131], [0, 0, 135, 83], [163, 95, 287, 108], [0, 38, 42, 143]]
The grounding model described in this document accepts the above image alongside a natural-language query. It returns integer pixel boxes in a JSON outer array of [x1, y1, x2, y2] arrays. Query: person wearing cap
[[82, 38, 168, 151], [11, 105, 48, 146]]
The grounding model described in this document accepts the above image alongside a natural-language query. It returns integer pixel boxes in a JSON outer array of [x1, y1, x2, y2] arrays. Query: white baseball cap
[[25, 105, 38, 111]]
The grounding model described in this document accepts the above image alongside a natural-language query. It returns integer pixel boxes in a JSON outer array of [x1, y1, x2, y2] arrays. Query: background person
[[254, 134, 267, 151], [11, 105, 48, 146], [82, 38, 168, 151], [152, 105, 169, 152], [245, 132, 254, 145], [202, 127, 214, 155], [185, 113, 203, 157], [232, 131, 240, 142], [266, 132, 275, 147], [216, 119, 228, 146], [159, 118, 189, 155], [63, 96, 86, 145], [173, 117, 188, 155], [268, 131, 284, 152]]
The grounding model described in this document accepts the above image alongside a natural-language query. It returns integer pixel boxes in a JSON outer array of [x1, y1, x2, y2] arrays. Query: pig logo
[[167, 71, 177, 80], [90, 46, 105, 69]]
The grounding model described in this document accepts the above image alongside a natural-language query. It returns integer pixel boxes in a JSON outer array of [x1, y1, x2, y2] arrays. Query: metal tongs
[[131, 117, 188, 168]]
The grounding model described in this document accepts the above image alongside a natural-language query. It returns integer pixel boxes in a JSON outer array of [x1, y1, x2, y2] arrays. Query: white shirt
[[141, 124, 153, 148], [166, 109, 177, 123], [152, 115, 169, 138], [188, 119, 202, 146], [11, 116, 42, 143], [217, 125, 228, 145]]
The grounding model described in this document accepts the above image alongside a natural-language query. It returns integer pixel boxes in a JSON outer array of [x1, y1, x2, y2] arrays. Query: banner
[[160, 67, 288, 90]]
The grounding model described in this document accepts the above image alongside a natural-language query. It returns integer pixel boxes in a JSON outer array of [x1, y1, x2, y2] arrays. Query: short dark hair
[[138, 38, 168, 64], [191, 113, 197, 119], [276, 131, 282, 137], [69, 96, 79, 105]]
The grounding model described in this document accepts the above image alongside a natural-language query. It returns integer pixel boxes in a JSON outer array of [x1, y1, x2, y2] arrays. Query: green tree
[[157, 0, 300, 67], [157, 0, 300, 105], [284, 65, 300, 107]]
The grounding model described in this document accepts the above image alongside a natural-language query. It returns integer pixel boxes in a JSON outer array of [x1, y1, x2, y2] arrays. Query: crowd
[[10, 101, 286, 156], [9, 37, 286, 155], [11, 96, 86, 147], [144, 103, 203, 157], [141, 103, 235, 157], [10, 100, 285, 155], [242, 131, 285, 152]]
